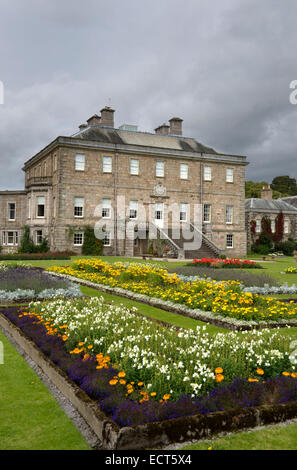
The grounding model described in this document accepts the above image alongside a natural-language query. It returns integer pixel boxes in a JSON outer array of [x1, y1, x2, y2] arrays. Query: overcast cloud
[[0, 0, 296, 189]]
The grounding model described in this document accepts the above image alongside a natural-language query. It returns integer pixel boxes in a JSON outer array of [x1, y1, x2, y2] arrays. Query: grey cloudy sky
[[0, 0, 297, 189]]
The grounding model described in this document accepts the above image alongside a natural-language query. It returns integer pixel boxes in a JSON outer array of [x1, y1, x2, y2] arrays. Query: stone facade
[[0, 107, 248, 258], [245, 186, 297, 250]]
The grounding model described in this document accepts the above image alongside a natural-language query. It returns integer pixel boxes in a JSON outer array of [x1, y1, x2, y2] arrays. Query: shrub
[[251, 243, 271, 255], [275, 240, 296, 256], [82, 226, 103, 256], [0, 251, 73, 260], [19, 225, 50, 253]]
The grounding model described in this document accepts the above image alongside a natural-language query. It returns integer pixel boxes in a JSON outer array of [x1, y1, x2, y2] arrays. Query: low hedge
[[0, 251, 74, 261]]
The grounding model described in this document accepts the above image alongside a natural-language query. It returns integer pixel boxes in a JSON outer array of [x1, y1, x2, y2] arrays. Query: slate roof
[[245, 198, 297, 213], [71, 126, 219, 155], [278, 196, 297, 209]]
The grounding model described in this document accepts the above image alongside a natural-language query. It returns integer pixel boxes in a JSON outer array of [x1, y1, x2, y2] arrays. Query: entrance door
[[154, 202, 164, 228]]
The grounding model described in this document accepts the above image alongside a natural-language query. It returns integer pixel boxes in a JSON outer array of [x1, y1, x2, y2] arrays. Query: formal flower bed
[[47, 259, 297, 322], [192, 258, 262, 269], [285, 267, 297, 274], [3, 298, 297, 427], [0, 266, 82, 302]]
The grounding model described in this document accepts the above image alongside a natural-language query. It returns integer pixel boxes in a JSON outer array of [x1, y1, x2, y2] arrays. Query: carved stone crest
[[153, 183, 167, 197]]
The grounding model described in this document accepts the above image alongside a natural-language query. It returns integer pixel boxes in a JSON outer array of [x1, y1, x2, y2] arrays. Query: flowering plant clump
[[26, 296, 296, 399], [285, 267, 297, 274], [0, 266, 82, 301], [192, 258, 262, 269], [4, 298, 297, 427], [48, 259, 297, 322]]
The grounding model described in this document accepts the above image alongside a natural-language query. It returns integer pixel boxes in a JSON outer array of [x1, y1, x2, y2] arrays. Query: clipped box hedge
[[0, 251, 73, 261]]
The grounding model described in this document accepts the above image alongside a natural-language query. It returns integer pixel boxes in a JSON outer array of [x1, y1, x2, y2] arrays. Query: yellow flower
[[282, 372, 290, 376], [215, 367, 223, 374], [150, 392, 157, 397], [256, 368, 264, 375], [163, 394, 170, 400], [118, 371, 126, 378]]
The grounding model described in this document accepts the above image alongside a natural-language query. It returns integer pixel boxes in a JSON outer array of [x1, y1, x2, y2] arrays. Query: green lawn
[[181, 423, 297, 450], [0, 330, 90, 450]]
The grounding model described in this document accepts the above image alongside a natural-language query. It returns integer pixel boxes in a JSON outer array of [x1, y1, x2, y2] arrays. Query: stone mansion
[[0, 106, 248, 258]]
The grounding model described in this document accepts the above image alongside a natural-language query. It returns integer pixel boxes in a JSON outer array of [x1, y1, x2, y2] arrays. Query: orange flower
[[109, 379, 118, 386], [150, 392, 157, 397], [291, 372, 297, 378], [215, 367, 223, 374], [215, 374, 224, 383], [282, 372, 290, 376], [163, 394, 170, 401], [256, 368, 264, 375], [248, 378, 259, 382], [118, 371, 126, 378], [87, 345, 93, 349], [62, 335, 68, 342], [138, 382, 144, 387]]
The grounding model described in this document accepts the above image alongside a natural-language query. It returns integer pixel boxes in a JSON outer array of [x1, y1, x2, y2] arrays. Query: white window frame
[[36, 230, 43, 245], [271, 219, 276, 233], [180, 203, 188, 222], [226, 234, 234, 249], [7, 231, 14, 246], [36, 196, 45, 219], [75, 154, 85, 171], [284, 219, 290, 234], [8, 203, 16, 221], [129, 200, 138, 219], [130, 159, 139, 176], [226, 205, 233, 224], [74, 197, 84, 218], [226, 168, 234, 183], [28, 198, 31, 219], [156, 161, 164, 178], [103, 231, 111, 247], [256, 219, 261, 233], [102, 198, 111, 219], [103, 156, 112, 173], [2, 232, 6, 245], [74, 231, 84, 246], [204, 166, 212, 181], [180, 164, 188, 180], [155, 202, 164, 221], [203, 204, 211, 223]]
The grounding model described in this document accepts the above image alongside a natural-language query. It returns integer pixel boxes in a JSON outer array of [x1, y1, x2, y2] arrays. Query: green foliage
[[251, 243, 271, 255], [245, 181, 268, 198], [271, 176, 297, 197], [275, 240, 297, 256], [82, 226, 103, 256], [19, 226, 49, 253]]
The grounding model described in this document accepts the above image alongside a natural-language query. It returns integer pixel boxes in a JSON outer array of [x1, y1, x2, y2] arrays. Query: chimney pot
[[169, 117, 183, 136], [155, 123, 170, 135], [261, 184, 273, 201], [100, 106, 115, 127], [86, 114, 101, 126]]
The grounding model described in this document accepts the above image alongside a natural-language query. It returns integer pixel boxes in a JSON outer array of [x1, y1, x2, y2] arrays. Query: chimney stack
[[169, 117, 183, 136], [155, 123, 170, 135], [86, 114, 101, 126], [261, 184, 273, 201], [100, 106, 115, 127]]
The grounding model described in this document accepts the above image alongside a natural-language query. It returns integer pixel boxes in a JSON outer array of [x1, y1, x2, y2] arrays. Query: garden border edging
[[3, 310, 297, 449], [47, 272, 297, 331]]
